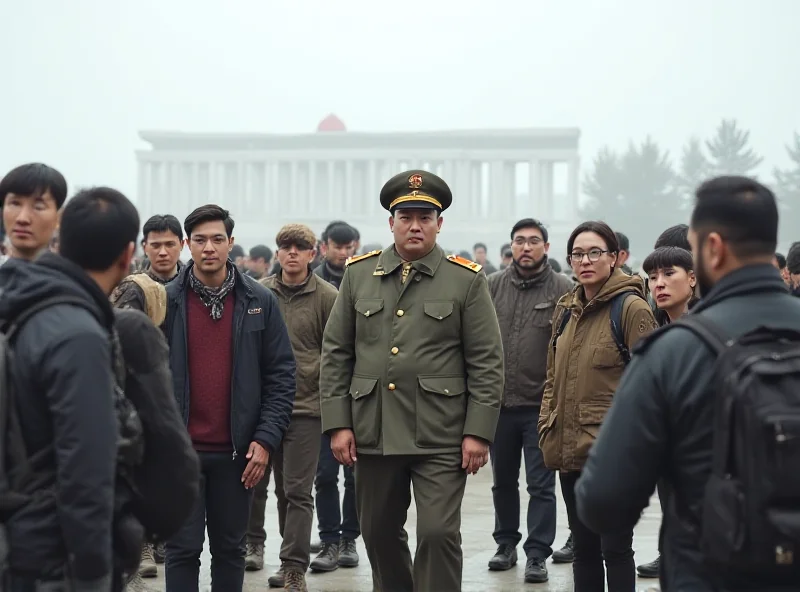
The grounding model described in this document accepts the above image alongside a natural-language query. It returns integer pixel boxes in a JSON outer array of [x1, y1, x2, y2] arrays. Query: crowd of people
[[0, 162, 798, 592]]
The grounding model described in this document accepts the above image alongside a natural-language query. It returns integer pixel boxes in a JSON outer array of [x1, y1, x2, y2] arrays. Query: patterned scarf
[[187, 261, 236, 321]]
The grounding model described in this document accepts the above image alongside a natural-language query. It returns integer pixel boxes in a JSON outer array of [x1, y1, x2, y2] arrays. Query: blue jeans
[[315, 433, 360, 543], [165, 452, 253, 592], [490, 406, 557, 560]]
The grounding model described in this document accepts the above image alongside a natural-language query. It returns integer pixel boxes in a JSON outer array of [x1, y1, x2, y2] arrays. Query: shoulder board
[[447, 254, 482, 273], [345, 250, 382, 267]]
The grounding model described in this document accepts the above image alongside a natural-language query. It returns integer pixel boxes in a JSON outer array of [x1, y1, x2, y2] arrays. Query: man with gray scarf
[[485, 218, 573, 585], [161, 205, 296, 592]]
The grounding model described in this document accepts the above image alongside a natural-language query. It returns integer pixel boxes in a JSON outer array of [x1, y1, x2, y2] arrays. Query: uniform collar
[[374, 244, 444, 277]]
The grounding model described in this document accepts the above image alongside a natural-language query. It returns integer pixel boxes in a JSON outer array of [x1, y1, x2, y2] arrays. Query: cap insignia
[[408, 173, 423, 189]]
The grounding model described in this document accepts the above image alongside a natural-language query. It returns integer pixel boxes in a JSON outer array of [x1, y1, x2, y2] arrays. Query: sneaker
[[488, 544, 518, 571], [524, 557, 549, 583], [637, 555, 661, 578], [245, 542, 264, 571], [310, 539, 323, 554], [125, 572, 149, 592], [138, 543, 157, 578], [337, 537, 359, 567], [268, 564, 286, 588], [154, 542, 166, 564], [551, 533, 574, 564], [309, 542, 339, 572], [284, 568, 308, 592]]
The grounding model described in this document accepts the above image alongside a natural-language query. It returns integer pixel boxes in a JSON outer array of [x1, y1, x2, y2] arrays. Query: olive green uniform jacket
[[320, 244, 505, 456]]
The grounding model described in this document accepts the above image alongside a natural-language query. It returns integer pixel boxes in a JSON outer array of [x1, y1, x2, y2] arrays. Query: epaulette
[[446, 254, 482, 273], [345, 250, 382, 267]]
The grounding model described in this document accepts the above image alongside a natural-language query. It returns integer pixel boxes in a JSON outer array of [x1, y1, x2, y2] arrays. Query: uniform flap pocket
[[578, 402, 609, 425], [418, 375, 466, 396], [354, 299, 384, 317], [591, 346, 622, 368], [423, 301, 454, 320], [349, 375, 379, 399]]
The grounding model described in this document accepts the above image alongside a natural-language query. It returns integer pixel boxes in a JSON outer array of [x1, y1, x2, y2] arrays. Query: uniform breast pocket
[[422, 300, 456, 337], [532, 301, 555, 330], [354, 299, 384, 343]]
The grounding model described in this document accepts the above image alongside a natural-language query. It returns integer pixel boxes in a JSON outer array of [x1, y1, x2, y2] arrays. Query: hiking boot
[[309, 542, 339, 572], [268, 564, 286, 588], [283, 568, 308, 592], [488, 544, 518, 571], [154, 542, 166, 564], [310, 539, 323, 553], [637, 555, 661, 578], [138, 543, 157, 578], [337, 537, 359, 567], [551, 533, 574, 564], [245, 542, 264, 571], [524, 557, 549, 583]]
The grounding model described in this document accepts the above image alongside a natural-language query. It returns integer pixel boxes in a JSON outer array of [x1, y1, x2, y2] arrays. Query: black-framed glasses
[[568, 249, 608, 263], [512, 237, 544, 247]]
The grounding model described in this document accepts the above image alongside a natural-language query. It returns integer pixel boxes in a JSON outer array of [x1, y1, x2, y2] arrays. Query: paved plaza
[[142, 467, 662, 591]]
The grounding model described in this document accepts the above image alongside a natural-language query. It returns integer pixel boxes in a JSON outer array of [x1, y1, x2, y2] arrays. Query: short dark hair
[[775, 252, 786, 269], [184, 204, 234, 238], [566, 221, 619, 258], [473, 242, 488, 252], [0, 163, 68, 209], [550, 259, 562, 273], [229, 244, 245, 259], [326, 223, 358, 245], [654, 224, 691, 251], [501, 243, 511, 257], [142, 214, 183, 243], [249, 244, 273, 262], [615, 231, 630, 252], [787, 244, 800, 274], [60, 187, 139, 271], [691, 176, 778, 257], [511, 218, 549, 243], [642, 246, 694, 275], [322, 220, 348, 242]]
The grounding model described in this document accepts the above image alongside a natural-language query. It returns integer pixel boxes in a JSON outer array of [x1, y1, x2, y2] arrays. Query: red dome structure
[[317, 113, 346, 132]]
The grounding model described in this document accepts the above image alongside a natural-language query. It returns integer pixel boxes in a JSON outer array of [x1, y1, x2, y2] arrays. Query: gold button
[[391, 347, 399, 354], [388, 383, 396, 390], [396, 309, 404, 317]]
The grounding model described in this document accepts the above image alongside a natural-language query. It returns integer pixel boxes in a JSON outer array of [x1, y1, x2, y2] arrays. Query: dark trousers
[[560, 471, 635, 592], [356, 453, 467, 592], [315, 433, 360, 543], [490, 406, 556, 560], [246, 464, 273, 545], [165, 451, 253, 592], [272, 417, 321, 570]]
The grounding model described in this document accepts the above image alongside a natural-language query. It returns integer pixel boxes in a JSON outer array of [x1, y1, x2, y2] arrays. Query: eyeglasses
[[569, 249, 608, 263], [512, 237, 544, 247]]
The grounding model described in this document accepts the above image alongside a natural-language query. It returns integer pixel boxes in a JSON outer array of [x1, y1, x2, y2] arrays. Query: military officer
[[320, 170, 505, 591]]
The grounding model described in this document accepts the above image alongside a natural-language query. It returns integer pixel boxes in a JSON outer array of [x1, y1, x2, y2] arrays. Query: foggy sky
[[2, 0, 798, 203]]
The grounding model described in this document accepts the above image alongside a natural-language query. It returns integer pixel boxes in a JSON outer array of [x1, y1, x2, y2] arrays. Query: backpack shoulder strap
[[609, 291, 640, 364], [3, 295, 96, 341], [669, 314, 730, 356]]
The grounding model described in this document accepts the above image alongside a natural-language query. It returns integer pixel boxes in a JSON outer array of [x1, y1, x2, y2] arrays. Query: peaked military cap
[[379, 170, 453, 213]]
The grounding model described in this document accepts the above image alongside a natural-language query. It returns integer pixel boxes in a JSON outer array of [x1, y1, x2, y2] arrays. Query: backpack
[[0, 295, 146, 579], [668, 314, 800, 576], [552, 291, 639, 364]]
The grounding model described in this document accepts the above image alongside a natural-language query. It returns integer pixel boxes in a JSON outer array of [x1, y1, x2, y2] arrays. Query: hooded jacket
[[538, 268, 658, 472], [0, 253, 118, 589]]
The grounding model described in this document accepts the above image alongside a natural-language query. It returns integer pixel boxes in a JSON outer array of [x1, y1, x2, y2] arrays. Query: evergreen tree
[[581, 146, 624, 217], [773, 131, 800, 242], [706, 119, 763, 176], [675, 137, 710, 206]]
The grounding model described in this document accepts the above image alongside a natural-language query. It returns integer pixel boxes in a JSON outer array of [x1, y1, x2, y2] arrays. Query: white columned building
[[136, 114, 581, 258]]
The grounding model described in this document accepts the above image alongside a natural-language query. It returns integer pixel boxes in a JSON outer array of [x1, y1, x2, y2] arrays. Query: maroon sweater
[[186, 289, 234, 451]]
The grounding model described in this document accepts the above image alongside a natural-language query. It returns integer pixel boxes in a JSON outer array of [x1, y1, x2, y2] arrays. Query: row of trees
[[581, 119, 800, 252]]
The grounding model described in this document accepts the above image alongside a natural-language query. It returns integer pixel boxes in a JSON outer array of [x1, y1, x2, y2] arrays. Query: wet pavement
[[141, 467, 662, 591]]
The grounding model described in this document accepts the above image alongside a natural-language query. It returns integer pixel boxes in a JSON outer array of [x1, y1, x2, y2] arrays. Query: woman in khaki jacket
[[538, 221, 657, 592]]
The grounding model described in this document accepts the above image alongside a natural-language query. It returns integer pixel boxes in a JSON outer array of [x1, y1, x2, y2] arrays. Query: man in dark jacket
[[162, 204, 296, 592], [486, 218, 572, 584], [575, 176, 800, 591], [313, 222, 357, 289], [0, 187, 140, 592]]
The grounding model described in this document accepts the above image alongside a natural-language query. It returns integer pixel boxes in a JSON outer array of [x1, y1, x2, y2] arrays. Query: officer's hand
[[462, 436, 489, 475], [331, 429, 357, 467], [242, 441, 269, 489]]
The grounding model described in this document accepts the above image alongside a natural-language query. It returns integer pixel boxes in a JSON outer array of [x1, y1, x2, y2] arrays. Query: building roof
[[317, 113, 346, 132]]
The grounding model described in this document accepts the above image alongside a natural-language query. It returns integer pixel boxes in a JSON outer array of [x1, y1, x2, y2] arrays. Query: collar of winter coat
[[375, 244, 444, 277], [690, 263, 788, 314], [174, 259, 253, 299], [262, 269, 318, 296], [563, 267, 647, 314], [507, 257, 551, 289]]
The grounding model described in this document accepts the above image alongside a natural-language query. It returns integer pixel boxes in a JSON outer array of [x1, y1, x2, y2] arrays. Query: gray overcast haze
[[2, 0, 798, 204]]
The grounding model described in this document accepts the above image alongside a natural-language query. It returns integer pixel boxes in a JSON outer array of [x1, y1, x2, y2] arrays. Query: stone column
[[345, 160, 354, 213], [137, 161, 147, 216], [541, 161, 553, 220], [528, 158, 540, 216], [290, 161, 299, 214], [327, 161, 336, 212], [368, 160, 378, 215], [308, 160, 316, 215], [568, 157, 580, 222]]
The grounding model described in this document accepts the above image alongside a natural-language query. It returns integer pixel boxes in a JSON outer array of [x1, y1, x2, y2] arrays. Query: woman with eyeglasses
[[538, 221, 657, 592]]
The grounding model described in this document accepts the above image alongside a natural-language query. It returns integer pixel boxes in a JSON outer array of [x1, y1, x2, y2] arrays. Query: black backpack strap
[[551, 307, 571, 352], [669, 314, 730, 356], [609, 291, 639, 364]]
